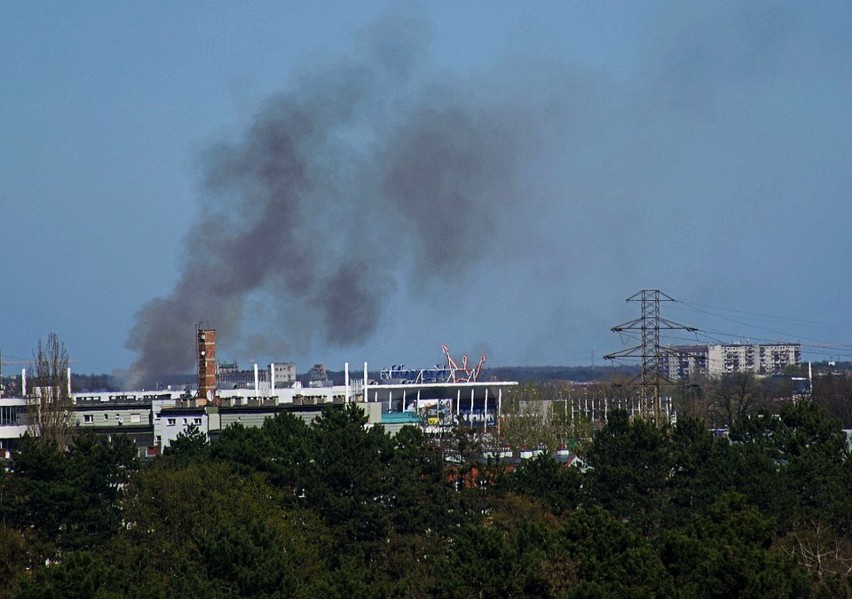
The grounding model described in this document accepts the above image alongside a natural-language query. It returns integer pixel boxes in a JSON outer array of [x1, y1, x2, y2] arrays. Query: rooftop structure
[[0, 359, 519, 454], [217, 362, 296, 391]]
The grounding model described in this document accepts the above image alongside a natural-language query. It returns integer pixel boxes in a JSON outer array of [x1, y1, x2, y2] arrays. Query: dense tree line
[[1, 400, 852, 597]]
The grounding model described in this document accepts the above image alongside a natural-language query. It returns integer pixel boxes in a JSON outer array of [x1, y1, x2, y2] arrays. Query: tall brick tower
[[196, 325, 217, 404]]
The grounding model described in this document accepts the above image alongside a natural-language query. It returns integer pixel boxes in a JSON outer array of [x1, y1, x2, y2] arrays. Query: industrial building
[[0, 331, 517, 457], [216, 361, 297, 390], [0, 375, 517, 457]]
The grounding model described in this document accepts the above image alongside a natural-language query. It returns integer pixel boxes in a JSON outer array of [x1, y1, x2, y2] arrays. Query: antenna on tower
[[603, 290, 698, 424]]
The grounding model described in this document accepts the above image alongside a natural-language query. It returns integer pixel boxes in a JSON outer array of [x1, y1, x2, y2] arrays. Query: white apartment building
[[660, 345, 709, 382], [662, 343, 801, 380], [707, 343, 800, 376]]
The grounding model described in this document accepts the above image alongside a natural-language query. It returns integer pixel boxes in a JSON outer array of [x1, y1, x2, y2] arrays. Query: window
[[83, 415, 94, 424], [167, 418, 176, 427], [193, 418, 202, 426], [103, 414, 109, 420], [0, 406, 18, 426]]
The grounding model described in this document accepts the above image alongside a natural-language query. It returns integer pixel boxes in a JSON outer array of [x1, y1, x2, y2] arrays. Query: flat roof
[[368, 381, 517, 391]]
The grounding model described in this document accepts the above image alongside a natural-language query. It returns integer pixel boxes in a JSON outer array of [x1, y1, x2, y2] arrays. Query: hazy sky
[[2, 2, 852, 378]]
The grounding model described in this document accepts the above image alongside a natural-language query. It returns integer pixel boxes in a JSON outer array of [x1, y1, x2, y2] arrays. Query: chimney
[[196, 325, 217, 405]]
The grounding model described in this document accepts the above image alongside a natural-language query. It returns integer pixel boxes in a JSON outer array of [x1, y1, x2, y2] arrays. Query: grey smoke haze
[[126, 22, 528, 384], [123, 3, 852, 382], [5, 3, 852, 377]]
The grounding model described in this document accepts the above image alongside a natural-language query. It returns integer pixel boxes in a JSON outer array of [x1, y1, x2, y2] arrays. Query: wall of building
[[0, 398, 28, 452], [154, 407, 207, 449], [710, 343, 800, 376], [74, 404, 149, 428]]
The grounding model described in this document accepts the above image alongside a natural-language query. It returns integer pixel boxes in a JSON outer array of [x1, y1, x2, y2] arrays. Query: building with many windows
[[708, 343, 800, 377], [659, 345, 709, 382], [661, 342, 801, 380], [1, 365, 517, 455], [0, 398, 28, 455]]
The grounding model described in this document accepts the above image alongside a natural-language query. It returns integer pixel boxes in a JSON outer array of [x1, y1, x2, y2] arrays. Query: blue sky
[[2, 2, 851, 379]]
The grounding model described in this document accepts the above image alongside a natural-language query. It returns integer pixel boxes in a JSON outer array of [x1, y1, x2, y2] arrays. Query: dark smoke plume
[[126, 22, 528, 386]]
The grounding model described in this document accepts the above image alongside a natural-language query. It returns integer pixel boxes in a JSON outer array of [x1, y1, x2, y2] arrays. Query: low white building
[[0, 397, 29, 456]]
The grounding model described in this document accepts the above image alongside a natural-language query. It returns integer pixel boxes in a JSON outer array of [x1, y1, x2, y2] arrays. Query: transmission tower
[[604, 290, 698, 424]]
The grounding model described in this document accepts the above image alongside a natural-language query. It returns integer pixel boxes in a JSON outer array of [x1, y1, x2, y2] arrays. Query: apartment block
[[659, 345, 709, 382], [662, 342, 801, 380]]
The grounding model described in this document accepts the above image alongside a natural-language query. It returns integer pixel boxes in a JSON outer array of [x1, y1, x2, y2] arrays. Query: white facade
[[271, 363, 296, 388], [0, 398, 29, 454], [154, 407, 207, 449], [758, 344, 801, 375], [707, 343, 800, 376], [662, 343, 801, 379], [660, 346, 709, 381]]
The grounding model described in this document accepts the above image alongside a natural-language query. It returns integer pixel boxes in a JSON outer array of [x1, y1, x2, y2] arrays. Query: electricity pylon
[[604, 290, 698, 424]]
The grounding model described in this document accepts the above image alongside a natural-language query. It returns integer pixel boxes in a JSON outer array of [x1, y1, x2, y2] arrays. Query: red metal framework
[[442, 344, 487, 383]]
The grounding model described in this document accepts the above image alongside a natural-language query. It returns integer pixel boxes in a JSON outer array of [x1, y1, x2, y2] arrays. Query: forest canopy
[[1, 399, 851, 598]]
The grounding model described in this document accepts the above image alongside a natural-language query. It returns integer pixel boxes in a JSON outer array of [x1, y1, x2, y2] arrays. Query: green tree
[[731, 401, 850, 531], [61, 433, 138, 550], [384, 425, 459, 536], [163, 423, 209, 465], [1, 435, 70, 559], [0, 525, 31, 598], [500, 452, 582, 516], [113, 460, 332, 597], [0, 433, 138, 565], [211, 410, 314, 497], [661, 493, 814, 599], [305, 405, 395, 547], [583, 410, 674, 535], [665, 417, 721, 523], [559, 506, 677, 598]]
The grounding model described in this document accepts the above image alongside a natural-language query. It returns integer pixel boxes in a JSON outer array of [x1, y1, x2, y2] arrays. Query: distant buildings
[[216, 361, 296, 390], [660, 345, 709, 382], [661, 342, 801, 381], [0, 385, 362, 458], [0, 368, 518, 458]]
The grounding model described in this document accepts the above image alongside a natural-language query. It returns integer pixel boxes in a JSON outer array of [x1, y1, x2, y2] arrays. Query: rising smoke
[[124, 3, 840, 383], [126, 19, 530, 386]]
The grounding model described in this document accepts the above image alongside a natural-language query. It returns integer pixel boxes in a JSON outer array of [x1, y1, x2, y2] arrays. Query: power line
[[673, 300, 852, 333], [667, 300, 852, 358], [604, 290, 697, 424]]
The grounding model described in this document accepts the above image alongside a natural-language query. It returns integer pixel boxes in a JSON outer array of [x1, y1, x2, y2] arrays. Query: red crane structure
[[441, 344, 487, 383]]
